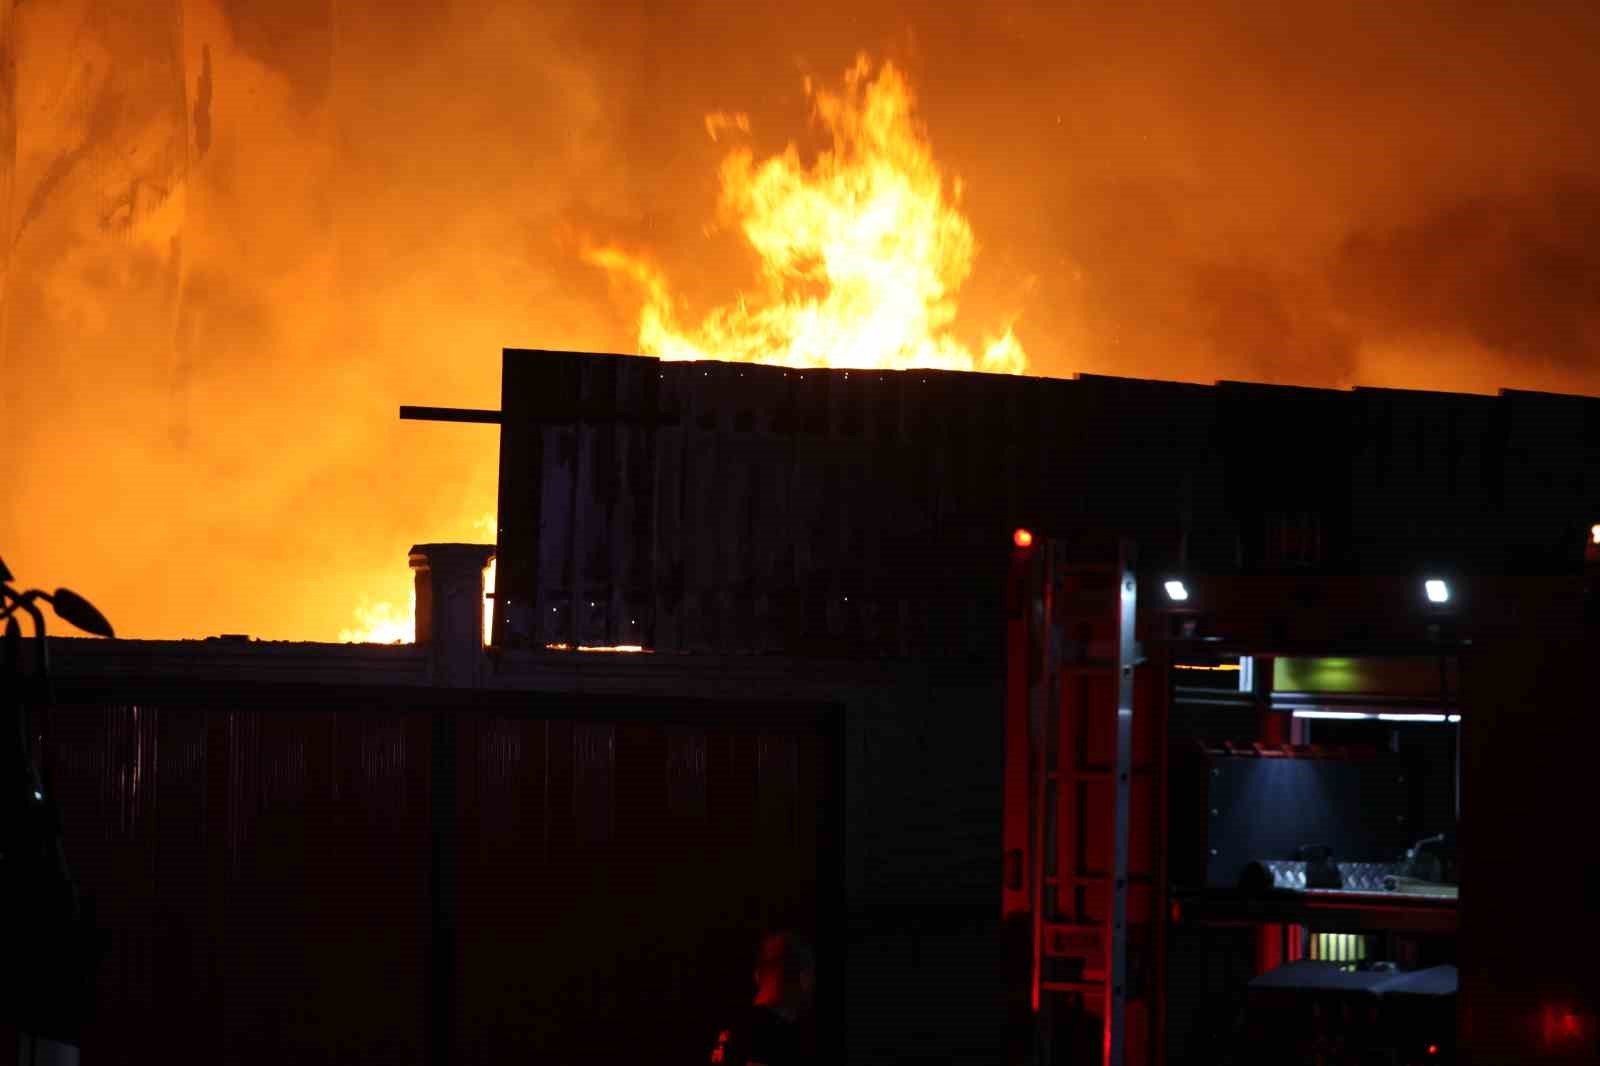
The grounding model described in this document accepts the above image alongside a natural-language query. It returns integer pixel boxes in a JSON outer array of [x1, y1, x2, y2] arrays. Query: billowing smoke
[[3, 0, 1598, 639]]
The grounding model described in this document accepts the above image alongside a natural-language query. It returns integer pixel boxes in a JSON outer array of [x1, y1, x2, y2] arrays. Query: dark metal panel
[[878, 371, 919, 656], [39, 679, 839, 1066], [573, 356, 617, 646], [1190, 753, 1412, 889], [1498, 390, 1588, 572], [493, 357, 534, 647], [40, 705, 432, 1065], [572, 720, 615, 848], [651, 363, 689, 652], [610, 357, 658, 649], [454, 713, 548, 1064], [925, 371, 964, 661], [719, 364, 758, 654], [681, 364, 725, 652], [852, 371, 893, 652], [531, 358, 581, 647], [825, 370, 860, 647], [788, 371, 829, 650], [746, 365, 795, 653], [500, 351, 1600, 661]]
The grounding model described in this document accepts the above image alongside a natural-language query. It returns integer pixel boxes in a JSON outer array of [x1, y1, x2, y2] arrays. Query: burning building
[[8, 8, 1600, 1064], [20, 344, 1600, 1065]]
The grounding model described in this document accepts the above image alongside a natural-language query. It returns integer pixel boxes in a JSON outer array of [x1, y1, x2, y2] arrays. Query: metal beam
[[1107, 540, 1139, 1066], [399, 405, 502, 424]]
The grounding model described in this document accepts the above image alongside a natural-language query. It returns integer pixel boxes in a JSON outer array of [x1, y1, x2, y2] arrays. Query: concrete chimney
[[410, 543, 495, 687]]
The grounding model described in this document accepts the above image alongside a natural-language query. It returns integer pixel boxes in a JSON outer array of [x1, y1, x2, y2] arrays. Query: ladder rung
[[1041, 980, 1107, 995], [1047, 766, 1154, 782], [1045, 873, 1153, 886], [1058, 662, 1116, 675]]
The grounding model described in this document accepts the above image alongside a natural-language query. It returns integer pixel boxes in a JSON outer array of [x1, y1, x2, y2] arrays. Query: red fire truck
[[1003, 534, 1597, 1065]]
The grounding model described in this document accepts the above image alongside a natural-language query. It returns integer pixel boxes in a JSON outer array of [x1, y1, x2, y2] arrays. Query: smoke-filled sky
[[4, 0, 1599, 640]]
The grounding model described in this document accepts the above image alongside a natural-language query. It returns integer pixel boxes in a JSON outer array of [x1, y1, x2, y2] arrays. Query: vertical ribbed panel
[[38, 704, 430, 1066], [39, 702, 822, 1065], [452, 713, 821, 1064]]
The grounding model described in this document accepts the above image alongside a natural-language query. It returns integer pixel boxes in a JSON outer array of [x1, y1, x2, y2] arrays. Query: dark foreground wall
[[30, 628, 1014, 1066], [22, 697, 826, 1066]]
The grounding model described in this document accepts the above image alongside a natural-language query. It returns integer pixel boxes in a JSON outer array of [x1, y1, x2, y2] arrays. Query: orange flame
[[482, 555, 497, 641], [337, 596, 415, 645], [340, 513, 496, 645], [585, 55, 1028, 374]]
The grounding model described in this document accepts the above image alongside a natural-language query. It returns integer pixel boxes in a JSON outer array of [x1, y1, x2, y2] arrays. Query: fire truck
[[1003, 535, 1598, 1065]]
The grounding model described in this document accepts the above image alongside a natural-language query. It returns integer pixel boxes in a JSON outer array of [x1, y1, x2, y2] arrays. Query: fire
[[337, 597, 415, 645], [339, 513, 497, 645], [585, 55, 1028, 374], [482, 556, 497, 641]]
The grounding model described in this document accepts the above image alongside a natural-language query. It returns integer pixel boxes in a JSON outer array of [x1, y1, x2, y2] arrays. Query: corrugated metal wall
[[37, 703, 431, 1065], [452, 713, 820, 1063], [495, 351, 1600, 656], [32, 702, 819, 1065]]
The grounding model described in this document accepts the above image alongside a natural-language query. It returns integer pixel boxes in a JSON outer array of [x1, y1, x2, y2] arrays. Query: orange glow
[[12, 7, 1600, 648], [337, 596, 415, 645], [585, 56, 1028, 374], [341, 515, 496, 645], [482, 556, 497, 642], [1591, 523, 1600, 545], [544, 643, 648, 653], [1013, 528, 1034, 548]]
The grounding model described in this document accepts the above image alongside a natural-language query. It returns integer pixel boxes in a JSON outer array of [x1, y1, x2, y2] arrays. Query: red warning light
[[1013, 528, 1034, 549], [1541, 1005, 1591, 1047], [1426, 1044, 1438, 1056]]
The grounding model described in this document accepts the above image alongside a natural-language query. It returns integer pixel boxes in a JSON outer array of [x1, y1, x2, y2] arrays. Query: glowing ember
[[585, 55, 1028, 374], [544, 644, 648, 653]]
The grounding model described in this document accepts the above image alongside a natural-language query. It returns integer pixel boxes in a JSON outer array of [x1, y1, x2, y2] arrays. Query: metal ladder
[[1006, 537, 1155, 1066]]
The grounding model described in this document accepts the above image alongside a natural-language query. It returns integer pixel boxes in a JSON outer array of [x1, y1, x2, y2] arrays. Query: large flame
[[342, 57, 1020, 642], [585, 55, 1027, 374]]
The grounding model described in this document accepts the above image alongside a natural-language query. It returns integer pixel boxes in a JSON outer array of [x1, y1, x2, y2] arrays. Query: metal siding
[[682, 364, 724, 652], [34, 705, 431, 1066], [499, 350, 1600, 654], [652, 363, 688, 653], [723, 366, 759, 654], [37, 700, 825, 1065], [747, 366, 794, 653]]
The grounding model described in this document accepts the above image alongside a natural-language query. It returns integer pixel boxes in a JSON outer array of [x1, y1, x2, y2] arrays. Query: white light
[[34, 790, 43, 800], [1291, 709, 1455, 724], [1164, 580, 1189, 602], [1424, 579, 1450, 604]]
